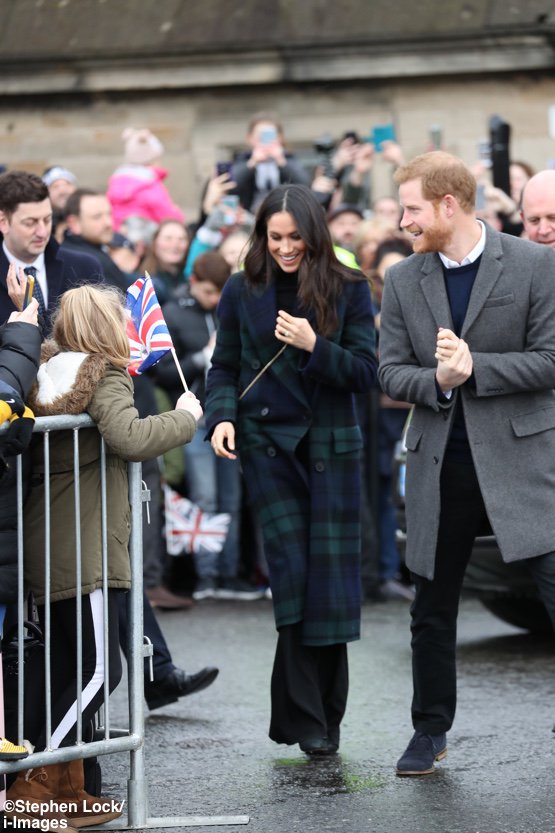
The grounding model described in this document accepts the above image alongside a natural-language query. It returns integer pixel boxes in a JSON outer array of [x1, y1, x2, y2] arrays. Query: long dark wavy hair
[[243, 184, 362, 337]]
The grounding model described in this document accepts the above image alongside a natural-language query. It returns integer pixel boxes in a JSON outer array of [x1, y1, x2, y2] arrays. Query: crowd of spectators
[[5, 111, 540, 610]]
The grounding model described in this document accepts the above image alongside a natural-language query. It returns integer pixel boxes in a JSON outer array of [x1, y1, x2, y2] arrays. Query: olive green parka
[[25, 341, 197, 604]]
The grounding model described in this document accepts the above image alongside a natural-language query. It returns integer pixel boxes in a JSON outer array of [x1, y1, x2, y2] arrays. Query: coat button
[[433, 456, 439, 464], [251, 360, 261, 370], [260, 407, 270, 416], [267, 446, 277, 457], [315, 461, 325, 472]]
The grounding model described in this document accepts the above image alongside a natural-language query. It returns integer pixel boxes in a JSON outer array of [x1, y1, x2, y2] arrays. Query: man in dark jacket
[[62, 189, 130, 292], [0, 171, 102, 332]]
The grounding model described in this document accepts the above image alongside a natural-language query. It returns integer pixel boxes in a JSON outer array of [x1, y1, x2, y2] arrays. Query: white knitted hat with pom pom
[[122, 128, 164, 165]]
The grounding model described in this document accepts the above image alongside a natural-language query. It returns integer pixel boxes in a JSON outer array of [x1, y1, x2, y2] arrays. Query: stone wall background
[[1, 0, 554, 218]]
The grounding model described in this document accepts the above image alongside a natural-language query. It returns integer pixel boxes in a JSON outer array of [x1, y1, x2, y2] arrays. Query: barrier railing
[[0, 414, 248, 828]]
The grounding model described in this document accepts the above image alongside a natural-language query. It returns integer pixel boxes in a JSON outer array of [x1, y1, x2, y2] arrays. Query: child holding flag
[[6, 284, 202, 830]]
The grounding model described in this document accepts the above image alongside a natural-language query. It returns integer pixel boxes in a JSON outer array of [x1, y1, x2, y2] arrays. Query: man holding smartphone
[[232, 112, 310, 213], [0, 170, 102, 331]]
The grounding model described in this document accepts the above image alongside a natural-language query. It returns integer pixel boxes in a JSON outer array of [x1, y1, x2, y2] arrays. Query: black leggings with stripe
[[36, 588, 122, 750]]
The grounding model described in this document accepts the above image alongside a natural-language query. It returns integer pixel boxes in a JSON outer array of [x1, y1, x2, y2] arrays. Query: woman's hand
[[275, 310, 317, 352], [211, 421, 237, 460], [176, 391, 203, 422]]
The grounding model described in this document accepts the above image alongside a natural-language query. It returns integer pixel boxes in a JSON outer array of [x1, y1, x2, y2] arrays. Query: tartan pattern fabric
[[205, 272, 377, 645]]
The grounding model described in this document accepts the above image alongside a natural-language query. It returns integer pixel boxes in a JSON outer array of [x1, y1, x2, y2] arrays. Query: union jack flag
[[126, 275, 174, 375], [164, 484, 230, 556]]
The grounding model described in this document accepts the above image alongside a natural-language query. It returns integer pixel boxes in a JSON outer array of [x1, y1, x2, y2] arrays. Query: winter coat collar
[[28, 340, 108, 417]]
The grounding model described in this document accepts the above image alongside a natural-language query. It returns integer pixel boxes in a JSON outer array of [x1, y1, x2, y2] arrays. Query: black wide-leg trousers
[[269, 621, 348, 747]]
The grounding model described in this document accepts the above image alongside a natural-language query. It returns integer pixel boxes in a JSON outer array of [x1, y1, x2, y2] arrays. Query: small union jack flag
[[164, 485, 230, 556], [126, 275, 174, 376]]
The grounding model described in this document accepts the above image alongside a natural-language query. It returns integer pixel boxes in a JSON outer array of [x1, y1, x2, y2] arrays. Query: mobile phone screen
[[372, 123, 396, 152], [23, 274, 35, 309], [222, 195, 240, 210], [216, 161, 233, 177], [259, 127, 278, 145], [221, 194, 239, 225]]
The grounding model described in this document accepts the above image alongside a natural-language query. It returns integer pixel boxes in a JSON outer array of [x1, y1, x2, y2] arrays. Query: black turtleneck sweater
[[275, 269, 298, 315]]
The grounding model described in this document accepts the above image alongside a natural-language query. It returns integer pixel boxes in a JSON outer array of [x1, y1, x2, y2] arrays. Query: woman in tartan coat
[[205, 184, 377, 755]]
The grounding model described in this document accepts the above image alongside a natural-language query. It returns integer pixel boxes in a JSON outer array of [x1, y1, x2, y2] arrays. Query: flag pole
[[171, 347, 188, 392]]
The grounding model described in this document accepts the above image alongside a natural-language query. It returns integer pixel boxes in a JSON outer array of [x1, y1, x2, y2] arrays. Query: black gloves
[[2, 405, 35, 457]]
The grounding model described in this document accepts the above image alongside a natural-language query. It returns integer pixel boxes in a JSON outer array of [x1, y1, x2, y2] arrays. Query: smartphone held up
[[23, 273, 35, 310], [216, 160, 233, 178], [371, 123, 396, 152], [259, 126, 278, 145]]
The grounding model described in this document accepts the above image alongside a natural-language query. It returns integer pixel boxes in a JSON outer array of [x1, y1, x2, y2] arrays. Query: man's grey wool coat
[[378, 225, 555, 580]]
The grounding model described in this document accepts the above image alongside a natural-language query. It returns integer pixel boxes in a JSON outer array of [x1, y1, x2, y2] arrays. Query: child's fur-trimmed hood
[[28, 340, 109, 416]]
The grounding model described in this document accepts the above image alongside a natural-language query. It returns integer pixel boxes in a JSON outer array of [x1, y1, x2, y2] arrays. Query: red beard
[[406, 207, 452, 254]]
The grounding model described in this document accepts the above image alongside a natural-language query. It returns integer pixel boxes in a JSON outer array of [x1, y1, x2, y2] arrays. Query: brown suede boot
[[56, 759, 124, 828], [5, 765, 79, 832]]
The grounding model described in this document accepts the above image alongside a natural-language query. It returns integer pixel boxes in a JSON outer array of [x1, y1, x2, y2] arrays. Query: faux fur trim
[[28, 340, 109, 416]]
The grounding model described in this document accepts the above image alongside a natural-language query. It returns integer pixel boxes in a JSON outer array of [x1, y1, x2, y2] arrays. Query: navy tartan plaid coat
[[204, 271, 377, 646]]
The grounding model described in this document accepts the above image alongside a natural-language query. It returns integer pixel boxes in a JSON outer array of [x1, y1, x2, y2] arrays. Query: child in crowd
[[6, 285, 202, 830], [107, 128, 185, 231]]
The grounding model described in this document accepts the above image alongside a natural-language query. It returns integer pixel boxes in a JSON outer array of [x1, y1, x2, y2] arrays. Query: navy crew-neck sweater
[[441, 255, 482, 463]]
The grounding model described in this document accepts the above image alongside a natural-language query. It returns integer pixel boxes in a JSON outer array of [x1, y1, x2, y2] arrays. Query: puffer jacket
[[25, 340, 197, 603], [0, 320, 42, 603], [107, 165, 185, 230]]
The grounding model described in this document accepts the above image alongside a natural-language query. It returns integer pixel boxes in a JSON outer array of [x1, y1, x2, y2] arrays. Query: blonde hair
[[394, 151, 476, 214], [52, 284, 130, 368]]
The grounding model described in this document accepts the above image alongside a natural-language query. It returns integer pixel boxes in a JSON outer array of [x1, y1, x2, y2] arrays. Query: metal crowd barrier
[[0, 414, 248, 829]]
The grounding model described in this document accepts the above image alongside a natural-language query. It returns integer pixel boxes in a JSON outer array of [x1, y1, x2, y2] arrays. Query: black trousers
[[118, 589, 174, 682], [411, 460, 555, 734], [269, 622, 348, 747]]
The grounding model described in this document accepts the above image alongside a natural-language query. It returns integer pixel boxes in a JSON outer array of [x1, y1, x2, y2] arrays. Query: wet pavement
[[103, 596, 554, 833]]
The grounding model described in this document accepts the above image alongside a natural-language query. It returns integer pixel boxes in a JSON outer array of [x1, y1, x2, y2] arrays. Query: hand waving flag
[[126, 274, 174, 376]]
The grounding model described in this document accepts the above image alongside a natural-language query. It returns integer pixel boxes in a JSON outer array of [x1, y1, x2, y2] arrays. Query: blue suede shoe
[[396, 731, 447, 776]]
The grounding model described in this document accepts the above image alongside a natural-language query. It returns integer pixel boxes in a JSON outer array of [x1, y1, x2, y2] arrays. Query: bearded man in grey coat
[[378, 151, 555, 777]]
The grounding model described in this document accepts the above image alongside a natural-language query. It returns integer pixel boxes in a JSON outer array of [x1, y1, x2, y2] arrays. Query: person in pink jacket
[[107, 128, 185, 230]]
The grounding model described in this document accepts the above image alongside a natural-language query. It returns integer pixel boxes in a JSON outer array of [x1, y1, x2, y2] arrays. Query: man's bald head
[[521, 170, 555, 250]]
